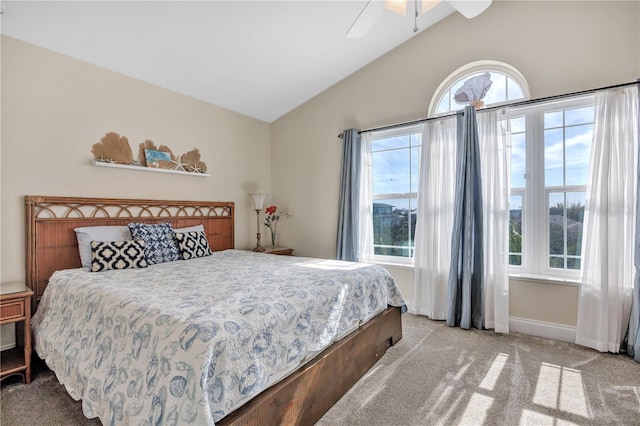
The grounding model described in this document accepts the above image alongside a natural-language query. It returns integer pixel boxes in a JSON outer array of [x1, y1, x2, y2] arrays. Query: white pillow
[[174, 224, 205, 233], [74, 226, 132, 270]]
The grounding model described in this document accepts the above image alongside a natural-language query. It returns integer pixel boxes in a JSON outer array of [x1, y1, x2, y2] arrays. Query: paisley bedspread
[[32, 249, 406, 425]]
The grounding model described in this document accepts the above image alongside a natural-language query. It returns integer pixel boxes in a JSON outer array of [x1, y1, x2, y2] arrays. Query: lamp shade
[[249, 194, 268, 210]]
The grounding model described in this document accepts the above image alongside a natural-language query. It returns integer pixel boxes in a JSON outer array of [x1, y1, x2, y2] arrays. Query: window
[[429, 60, 529, 116], [428, 60, 594, 281], [508, 98, 594, 279], [370, 125, 422, 261]]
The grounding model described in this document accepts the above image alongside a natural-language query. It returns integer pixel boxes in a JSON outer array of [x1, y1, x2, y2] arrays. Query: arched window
[[427, 61, 596, 279], [428, 60, 530, 116]]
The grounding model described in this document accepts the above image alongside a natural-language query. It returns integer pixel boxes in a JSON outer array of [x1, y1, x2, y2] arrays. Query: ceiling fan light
[[383, 0, 408, 16], [421, 0, 440, 13]]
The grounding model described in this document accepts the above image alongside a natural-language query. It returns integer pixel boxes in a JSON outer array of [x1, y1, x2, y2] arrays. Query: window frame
[[429, 60, 530, 117], [506, 95, 595, 282], [369, 124, 422, 265], [375, 61, 595, 282]]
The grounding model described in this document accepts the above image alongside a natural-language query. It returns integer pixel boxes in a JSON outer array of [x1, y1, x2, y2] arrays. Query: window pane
[[550, 256, 565, 269], [372, 135, 411, 151], [372, 198, 415, 257], [436, 89, 451, 114], [483, 72, 507, 105], [511, 132, 526, 188], [565, 192, 585, 256], [565, 106, 594, 126], [549, 193, 565, 256], [548, 192, 585, 270], [371, 129, 421, 259], [544, 110, 563, 128], [372, 149, 410, 194], [507, 77, 524, 100], [509, 195, 522, 266], [510, 116, 526, 133], [432, 69, 526, 115], [409, 196, 418, 258], [565, 124, 593, 186], [410, 146, 421, 193], [567, 258, 581, 270], [410, 132, 422, 147], [545, 128, 564, 187], [449, 79, 466, 111]]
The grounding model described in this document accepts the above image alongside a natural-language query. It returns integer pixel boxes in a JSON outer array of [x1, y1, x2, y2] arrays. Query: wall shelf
[[91, 160, 210, 177]]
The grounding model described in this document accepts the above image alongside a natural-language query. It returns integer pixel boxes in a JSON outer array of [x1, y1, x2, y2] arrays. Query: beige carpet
[[318, 314, 640, 426], [2, 314, 639, 425]]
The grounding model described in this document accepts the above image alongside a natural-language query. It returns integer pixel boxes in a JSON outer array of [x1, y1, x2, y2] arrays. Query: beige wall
[[0, 36, 272, 283], [510, 279, 579, 326], [271, 1, 640, 327], [1, 1, 638, 336]]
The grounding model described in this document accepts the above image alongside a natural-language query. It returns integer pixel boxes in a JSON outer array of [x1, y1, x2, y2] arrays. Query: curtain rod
[[338, 79, 640, 138]]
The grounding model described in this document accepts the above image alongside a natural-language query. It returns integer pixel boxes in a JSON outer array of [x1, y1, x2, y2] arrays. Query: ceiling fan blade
[[447, 0, 492, 19], [346, 0, 385, 38]]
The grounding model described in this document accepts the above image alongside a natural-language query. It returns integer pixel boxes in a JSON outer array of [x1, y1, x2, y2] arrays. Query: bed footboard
[[218, 306, 402, 426]]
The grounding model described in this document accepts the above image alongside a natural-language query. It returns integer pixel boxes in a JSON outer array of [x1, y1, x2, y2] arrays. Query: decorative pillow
[[127, 222, 180, 265], [75, 226, 132, 270], [90, 240, 147, 272], [175, 231, 213, 260]]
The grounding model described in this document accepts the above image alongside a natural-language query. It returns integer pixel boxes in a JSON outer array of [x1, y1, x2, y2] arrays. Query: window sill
[[509, 273, 580, 286], [371, 261, 581, 286], [373, 259, 415, 269]]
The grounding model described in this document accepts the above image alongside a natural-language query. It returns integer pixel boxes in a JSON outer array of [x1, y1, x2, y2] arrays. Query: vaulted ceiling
[[1, 1, 488, 122]]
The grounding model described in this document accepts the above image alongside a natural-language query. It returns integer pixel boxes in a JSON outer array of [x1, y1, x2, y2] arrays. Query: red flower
[[265, 205, 277, 215]]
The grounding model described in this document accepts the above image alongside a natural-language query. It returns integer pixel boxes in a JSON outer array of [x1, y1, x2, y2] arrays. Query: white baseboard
[[509, 316, 576, 343], [0, 343, 16, 351]]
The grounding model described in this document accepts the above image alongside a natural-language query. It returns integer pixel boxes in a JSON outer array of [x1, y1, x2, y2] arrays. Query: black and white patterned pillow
[[175, 231, 213, 260], [127, 222, 180, 265], [90, 240, 148, 272]]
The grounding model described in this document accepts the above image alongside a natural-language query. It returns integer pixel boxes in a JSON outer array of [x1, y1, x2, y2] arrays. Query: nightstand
[[0, 282, 34, 384], [262, 247, 294, 256]]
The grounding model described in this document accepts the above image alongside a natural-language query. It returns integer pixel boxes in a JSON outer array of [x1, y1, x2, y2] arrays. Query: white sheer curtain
[[477, 110, 510, 333], [412, 111, 510, 330], [412, 118, 457, 319], [576, 86, 639, 353], [358, 132, 375, 263]]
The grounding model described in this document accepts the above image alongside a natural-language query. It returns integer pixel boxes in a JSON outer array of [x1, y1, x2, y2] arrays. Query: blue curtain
[[447, 106, 484, 330], [628, 84, 640, 363], [336, 129, 362, 261]]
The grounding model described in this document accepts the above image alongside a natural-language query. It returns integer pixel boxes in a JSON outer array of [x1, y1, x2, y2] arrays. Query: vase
[[270, 229, 276, 247]]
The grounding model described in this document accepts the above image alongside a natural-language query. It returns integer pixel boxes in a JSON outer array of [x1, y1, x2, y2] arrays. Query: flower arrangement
[[264, 205, 293, 247]]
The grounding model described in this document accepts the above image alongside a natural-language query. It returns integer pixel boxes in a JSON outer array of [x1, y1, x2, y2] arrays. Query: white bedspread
[[32, 250, 406, 425]]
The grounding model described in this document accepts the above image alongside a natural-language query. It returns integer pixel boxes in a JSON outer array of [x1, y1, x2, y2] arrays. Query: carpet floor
[[2, 314, 639, 425]]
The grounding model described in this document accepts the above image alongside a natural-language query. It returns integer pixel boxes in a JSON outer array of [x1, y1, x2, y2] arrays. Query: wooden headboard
[[25, 195, 235, 306]]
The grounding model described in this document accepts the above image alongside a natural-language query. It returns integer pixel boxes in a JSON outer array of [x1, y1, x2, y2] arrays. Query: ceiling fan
[[346, 0, 492, 38]]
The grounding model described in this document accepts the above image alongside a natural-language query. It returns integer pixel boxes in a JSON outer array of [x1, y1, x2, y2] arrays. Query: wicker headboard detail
[[25, 195, 235, 306]]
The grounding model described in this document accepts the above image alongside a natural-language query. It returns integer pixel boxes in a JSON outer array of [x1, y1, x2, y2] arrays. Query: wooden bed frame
[[25, 195, 403, 426]]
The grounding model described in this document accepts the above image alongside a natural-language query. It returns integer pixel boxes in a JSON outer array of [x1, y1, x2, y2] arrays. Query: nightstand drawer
[[0, 283, 34, 384], [1, 300, 25, 322]]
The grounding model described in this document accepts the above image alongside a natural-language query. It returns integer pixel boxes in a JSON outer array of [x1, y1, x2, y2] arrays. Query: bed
[[25, 195, 405, 425]]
